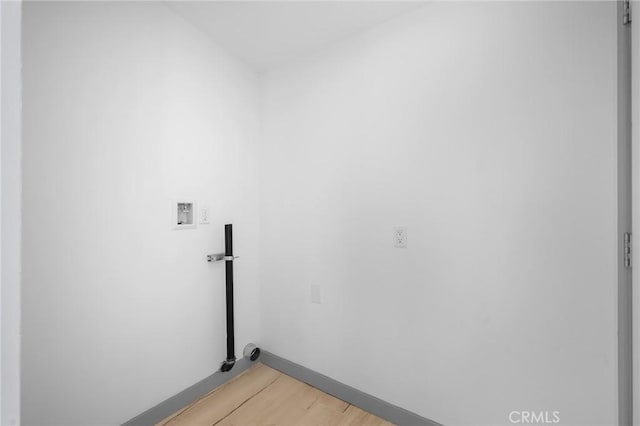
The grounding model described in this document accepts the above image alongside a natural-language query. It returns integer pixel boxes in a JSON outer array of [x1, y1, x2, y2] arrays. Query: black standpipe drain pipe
[[220, 224, 236, 372], [208, 224, 259, 371]]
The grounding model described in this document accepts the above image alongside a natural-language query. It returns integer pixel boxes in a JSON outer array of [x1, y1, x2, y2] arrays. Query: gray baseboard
[[121, 357, 254, 426], [260, 350, 442, 426], [122, 351, 442, 426]]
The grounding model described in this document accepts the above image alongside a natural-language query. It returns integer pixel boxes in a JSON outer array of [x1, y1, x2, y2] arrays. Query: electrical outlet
[[199, 207, 210, 224], [310, 285, 322, 304], [393, 226, 407, 248]]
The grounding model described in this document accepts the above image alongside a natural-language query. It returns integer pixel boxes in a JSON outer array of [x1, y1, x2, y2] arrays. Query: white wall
[[1, 1, 22, 425], [1, 3, 4, 421], [22, 2, 623, 425], [261, 3, 618, 426], [22, 2, 261, 424]]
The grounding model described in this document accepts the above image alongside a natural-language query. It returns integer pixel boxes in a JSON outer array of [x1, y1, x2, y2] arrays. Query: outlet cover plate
[[393, 226, 407, 248], [199, 206, 210, 224]]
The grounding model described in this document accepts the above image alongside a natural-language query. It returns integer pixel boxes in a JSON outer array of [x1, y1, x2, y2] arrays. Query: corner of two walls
[[21, 2, 622, 426], [22, 2, 261, 424], [259, 3, 618, 426]]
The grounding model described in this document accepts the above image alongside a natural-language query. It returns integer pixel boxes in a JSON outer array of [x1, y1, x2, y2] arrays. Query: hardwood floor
[[156, 363, 394, 426]]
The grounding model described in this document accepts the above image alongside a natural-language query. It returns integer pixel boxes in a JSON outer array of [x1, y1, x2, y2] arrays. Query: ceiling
[[165, 1, 427, 72]]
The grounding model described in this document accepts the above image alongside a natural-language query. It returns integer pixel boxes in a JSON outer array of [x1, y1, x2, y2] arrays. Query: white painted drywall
[[1, 3, 3, 421], [1, 1, 3, 416], [1, 1, 22, 424], [166, 1, 424, 72], [22, 2, 261, 424], [261, 3, 618, 425]]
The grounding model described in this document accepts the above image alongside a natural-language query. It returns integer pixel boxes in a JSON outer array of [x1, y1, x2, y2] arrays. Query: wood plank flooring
[[156, 363, 394, 426]]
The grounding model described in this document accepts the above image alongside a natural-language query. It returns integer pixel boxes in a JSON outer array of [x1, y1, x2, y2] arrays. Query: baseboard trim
[[122, 352, 442, 426], [260, 350, 442, 426], [121, 357, 254, 426]]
